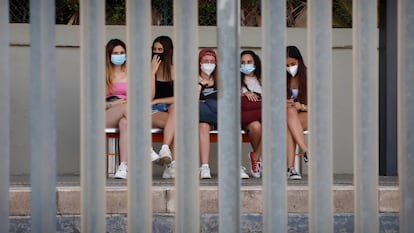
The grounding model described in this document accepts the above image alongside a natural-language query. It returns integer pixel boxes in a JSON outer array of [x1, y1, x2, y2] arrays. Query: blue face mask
[[111, 54, 126, 65], [240, 64, 256, 75]]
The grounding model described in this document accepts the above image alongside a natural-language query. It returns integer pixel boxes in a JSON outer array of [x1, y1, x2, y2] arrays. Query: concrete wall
[[9, 24, 359, 175]]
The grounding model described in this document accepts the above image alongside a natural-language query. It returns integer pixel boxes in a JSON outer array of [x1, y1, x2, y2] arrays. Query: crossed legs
[[286, 106, 308, 168]]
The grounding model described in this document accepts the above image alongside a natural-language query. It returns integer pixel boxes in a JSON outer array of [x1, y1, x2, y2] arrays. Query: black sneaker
[[303, 151, 309, 163], [287, 167, 302, 180]]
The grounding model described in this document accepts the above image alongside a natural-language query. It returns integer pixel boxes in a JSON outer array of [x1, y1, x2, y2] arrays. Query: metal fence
[[2, 0, 414, 232]]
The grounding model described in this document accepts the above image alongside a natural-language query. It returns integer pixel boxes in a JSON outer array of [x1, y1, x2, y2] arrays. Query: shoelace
[[251, 158, 259, 173]]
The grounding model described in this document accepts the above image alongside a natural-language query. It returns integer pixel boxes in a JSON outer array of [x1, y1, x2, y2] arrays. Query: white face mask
[[287, 64, 298, 77], [200, 63, 216, 76]]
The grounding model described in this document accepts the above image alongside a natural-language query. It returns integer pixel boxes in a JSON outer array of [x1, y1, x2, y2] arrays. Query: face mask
[[152, 52, 164, 61], [111, 54, 126, 65], [240, 64, 255, 75], [200, 63, 216, 76], [287, 64, 298, 77]]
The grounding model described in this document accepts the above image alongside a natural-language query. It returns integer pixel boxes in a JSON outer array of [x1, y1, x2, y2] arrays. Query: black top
[[199, 83, 218, 101], [154, 80, 174, 99]]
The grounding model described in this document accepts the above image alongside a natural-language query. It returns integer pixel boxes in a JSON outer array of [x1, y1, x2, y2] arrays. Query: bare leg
[[152, 112, 168, 128], [163, 104, 175, 145], [118, 117, 128, 163], [286, 107, 308, 152], [105, 104, 127, 128], [199, 123, 211, 165], [246, 121, 262, 160], [151, 107, 175, 161], [286, 127, 296, 168]]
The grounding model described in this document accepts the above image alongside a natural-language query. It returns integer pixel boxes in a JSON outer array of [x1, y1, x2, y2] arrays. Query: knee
[[247, 121, 261, 133], [119, 117, 128, 131], [168, 104, 175, 113], [199, 123, 211, 133]]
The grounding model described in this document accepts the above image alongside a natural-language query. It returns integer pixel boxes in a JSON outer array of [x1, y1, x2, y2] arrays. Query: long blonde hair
[[105, 39, 127, 94]]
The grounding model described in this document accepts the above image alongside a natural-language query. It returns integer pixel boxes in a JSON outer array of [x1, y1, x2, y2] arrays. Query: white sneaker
[[158, 145, 172, 165], [114, 162, 127, 179], [287, 167, 302, 180], [200, 166, 212, 179], [151, 148, 160, 162], [162, 161, 176, 179], [240, 166, 250, 179]]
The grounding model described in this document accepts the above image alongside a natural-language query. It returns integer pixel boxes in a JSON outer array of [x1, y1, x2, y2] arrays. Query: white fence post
[[217, 0, 241, 232], [262, 0, 288, 232], [80, 1, 106, 232], [0, 0, 10, 232], [29, 0, 57, 232], [353, 0, 379, 232], [174, 0, 200, 232], [308, 0, 334, 232], [398, 0, 414, 231]]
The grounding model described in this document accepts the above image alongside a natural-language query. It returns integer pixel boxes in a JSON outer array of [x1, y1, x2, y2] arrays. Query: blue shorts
[[199, 99, 217, 127], [152, 103, 171, 114]]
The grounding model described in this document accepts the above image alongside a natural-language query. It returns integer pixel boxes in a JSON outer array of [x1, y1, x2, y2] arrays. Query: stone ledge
[[9, 185, 399, 216], [9, 213, 400, 233]]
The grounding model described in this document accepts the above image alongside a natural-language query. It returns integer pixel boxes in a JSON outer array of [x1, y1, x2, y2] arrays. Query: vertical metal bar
[[126, 1, 152, 232], [174, 0, 200, 232], [353, 0, 379, 232], [261, 0, 287, 232], [0, 0, 10, 232], [217, 1, 240, 232], [398, 0, 414, 231], [80, 1, 106, 232], [308, 0, 333, 232], [30, 0, 56, 232]]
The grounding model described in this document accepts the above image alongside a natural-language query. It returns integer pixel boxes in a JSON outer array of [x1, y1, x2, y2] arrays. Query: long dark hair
[[152, 35, 174, 81], [240, 50, 262, 89], [286, 45, 307, 104]]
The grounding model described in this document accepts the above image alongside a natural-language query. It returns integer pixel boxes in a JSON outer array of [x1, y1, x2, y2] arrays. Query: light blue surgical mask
[[240, 64, 256, 75], [111, 54, 126, 65]]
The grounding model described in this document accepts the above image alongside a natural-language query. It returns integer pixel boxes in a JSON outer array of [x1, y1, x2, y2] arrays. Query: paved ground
[[10, 174, 398, 187]]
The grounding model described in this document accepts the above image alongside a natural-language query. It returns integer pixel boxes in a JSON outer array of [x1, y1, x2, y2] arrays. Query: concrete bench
[[105, 128, 305, 177]]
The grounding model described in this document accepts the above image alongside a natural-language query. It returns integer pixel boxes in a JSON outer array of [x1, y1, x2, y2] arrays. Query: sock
[[201, 164, 209, 168], [161, 144, 169, 150]]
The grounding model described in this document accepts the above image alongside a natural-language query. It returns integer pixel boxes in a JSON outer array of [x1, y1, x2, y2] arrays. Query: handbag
[[241, 95, 262, 126]]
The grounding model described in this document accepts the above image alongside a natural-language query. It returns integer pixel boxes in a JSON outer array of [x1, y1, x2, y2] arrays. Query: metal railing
[[1, 0, 414, 232]]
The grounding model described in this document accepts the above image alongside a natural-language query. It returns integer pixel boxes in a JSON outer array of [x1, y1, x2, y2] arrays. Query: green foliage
[[333, 0, 352, 28], [199, 0, 216, 26], [56, 0, 79, 24], [106, 0, 126, 25]]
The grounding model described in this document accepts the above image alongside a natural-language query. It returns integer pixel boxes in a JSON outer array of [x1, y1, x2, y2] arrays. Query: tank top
[[199, 83, 217, 100], [106, 82, 127, 99], [154, 80, 174, 99]]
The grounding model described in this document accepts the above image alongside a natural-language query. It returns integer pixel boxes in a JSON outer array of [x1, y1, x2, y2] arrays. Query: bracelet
[[109, 102, 112, 108]]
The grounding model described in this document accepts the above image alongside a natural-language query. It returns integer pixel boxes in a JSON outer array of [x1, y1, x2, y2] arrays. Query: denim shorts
[[152, 103, 171, 114]]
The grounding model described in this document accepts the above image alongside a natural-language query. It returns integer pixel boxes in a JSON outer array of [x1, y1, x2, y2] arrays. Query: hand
[[286, 99, 300, 110], [244, 91, 260, 102], [151, 55, 161, 75], [112, 99, 127, 107]]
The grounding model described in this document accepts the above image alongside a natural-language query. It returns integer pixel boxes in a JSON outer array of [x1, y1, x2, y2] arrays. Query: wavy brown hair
[[105, 39, 127, 94]]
